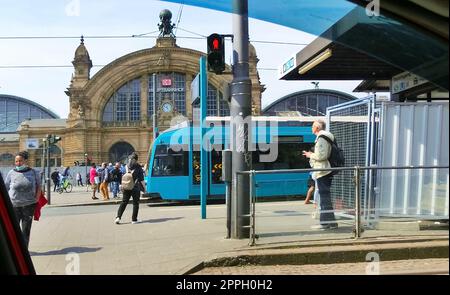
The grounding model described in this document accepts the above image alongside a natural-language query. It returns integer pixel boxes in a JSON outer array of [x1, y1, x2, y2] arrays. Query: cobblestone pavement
[[194, 258, 449, 275]]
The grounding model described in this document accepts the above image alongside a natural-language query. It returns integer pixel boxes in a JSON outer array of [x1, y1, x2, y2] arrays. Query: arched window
[[109, 142, 135, 164], [35, 145, 62, 168], [207, 83, 218, 116], [0, 153, 14, 166], [191, 83, 229, 118], [103, 79, 141, 124], [207, 83, 230, 116], [148, 72, 186, 116]]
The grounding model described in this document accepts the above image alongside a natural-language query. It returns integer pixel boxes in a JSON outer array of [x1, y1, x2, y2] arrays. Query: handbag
[[34, 191, 48, 221]]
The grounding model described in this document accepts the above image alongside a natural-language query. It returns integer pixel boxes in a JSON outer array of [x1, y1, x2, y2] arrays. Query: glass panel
[[329, 95, 339, 107], [192, 151, 200, 184], [102, 79, 141, 123], [207, 83, 218, 116], [317, 94, 328, 115], [307, 95, 318, 116], [18, 103, 31, 123], [152, 147, 188, 177], [219, 98, 230, 117], [211, 150, 223, 184], [6, 100, 18, 132], [103, 101, 114, 122], [252, 141, 314, 170]]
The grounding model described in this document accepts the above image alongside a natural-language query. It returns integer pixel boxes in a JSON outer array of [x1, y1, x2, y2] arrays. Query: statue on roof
[[158, 9, 175, 37]]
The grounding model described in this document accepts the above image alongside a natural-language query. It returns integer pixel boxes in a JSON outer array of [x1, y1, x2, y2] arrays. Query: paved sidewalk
[[44, 185, 154, 207], [29, 199, 449, 275], [195, 258, 450, 275]]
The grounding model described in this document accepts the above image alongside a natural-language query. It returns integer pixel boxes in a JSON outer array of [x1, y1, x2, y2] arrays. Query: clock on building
[[162, 102, 173, 113]]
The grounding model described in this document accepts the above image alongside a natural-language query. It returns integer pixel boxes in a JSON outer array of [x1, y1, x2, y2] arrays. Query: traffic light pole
[[46, 136, 51, 205], [231, 0, 251, 239]]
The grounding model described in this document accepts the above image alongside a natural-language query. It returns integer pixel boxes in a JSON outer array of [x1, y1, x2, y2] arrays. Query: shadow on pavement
[[30, 246, 102, 256], [139, 217, 184, 224]]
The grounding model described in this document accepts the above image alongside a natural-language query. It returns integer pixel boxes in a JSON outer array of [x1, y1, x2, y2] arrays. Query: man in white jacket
[[303, 120, 338, 230]]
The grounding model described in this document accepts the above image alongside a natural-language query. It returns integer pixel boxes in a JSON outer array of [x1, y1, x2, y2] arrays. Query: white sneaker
[[131, 220, 140, 224], [114, 217, 120, 224]]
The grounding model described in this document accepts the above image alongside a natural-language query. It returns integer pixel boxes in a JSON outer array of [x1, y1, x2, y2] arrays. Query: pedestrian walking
[[4, 151, 41, 248], [51, 169, 60, 192], [111, 162, 123, 198], [99, 162, 110, 200], [89, 163, 99, 200], [115, 152, 145, 224], [76, 172, 83, 186]]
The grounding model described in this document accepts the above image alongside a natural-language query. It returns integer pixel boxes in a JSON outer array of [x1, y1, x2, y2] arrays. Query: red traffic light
[[212, 38, 219, 50], [207, 33, 225, 74]]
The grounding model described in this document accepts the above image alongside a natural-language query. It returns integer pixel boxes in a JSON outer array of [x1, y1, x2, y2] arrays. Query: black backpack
[[318, 135, 345, 175]]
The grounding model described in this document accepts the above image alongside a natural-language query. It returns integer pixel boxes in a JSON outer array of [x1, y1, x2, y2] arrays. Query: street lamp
[[85, 153, 88, 192]]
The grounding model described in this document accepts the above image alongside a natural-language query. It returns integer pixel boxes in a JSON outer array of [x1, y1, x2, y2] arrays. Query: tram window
[[252, 142, 313, 170], [193, 152, 200, 184], [192, 151, 224, 184], [211, 150, 223, 184], [152, 145, 188, 177]]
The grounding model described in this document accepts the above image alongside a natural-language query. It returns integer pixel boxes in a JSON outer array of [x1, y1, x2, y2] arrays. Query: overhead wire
[[0, 27, 306, 70]]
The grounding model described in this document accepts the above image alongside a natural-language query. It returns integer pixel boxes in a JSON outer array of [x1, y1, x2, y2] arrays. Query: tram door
[[191, 151, 224, 197], [209, 150, 224, 196]]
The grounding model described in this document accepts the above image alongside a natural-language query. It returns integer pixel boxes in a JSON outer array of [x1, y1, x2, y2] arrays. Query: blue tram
[[146, 117, 316, 201]]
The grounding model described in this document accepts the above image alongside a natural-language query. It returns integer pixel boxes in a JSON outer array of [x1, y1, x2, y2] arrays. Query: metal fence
[[326, 97, 375, 220], [238, 165, 449, 246]]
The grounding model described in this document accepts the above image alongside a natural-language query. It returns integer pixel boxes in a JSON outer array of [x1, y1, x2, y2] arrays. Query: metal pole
[[354, 166, 361, 239], [249, 171, 256, 246], [46, 138, 51, 205], [152, 73, 157, 141], [231, 0, 252, 239], [200, 56, 208, 219], [41, 139, 46, 191], [85, 153, 88, 192], [225, 182, 231, 239]]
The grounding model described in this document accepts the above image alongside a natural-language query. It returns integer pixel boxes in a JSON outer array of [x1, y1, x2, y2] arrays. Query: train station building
[[0, 10, 265, 167]]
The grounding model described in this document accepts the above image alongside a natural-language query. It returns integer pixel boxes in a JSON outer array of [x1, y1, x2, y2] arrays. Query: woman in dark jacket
[[115, 152, 145, 224], [4, 151, 41, 248]]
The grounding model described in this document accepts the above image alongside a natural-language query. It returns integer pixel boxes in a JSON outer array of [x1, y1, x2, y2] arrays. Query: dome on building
[[73, 36, 92, 64], [249, 42, 257, 58], [0, 94, 60, 133], [159, 9, 172, 21], [263, 89, 357, 116]]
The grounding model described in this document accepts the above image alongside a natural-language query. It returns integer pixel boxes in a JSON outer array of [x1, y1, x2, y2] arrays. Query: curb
[[183, 239, 449, 274]]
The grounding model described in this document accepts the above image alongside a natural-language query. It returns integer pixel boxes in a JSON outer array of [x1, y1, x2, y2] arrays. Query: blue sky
[[0, 0, 366, 118]]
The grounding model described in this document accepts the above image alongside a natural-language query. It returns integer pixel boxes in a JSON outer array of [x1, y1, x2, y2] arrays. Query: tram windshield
[[152, 144, 189, 177]]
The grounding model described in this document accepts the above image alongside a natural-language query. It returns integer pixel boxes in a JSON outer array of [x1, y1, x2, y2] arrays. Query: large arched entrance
[[109, 142, 135, 164]]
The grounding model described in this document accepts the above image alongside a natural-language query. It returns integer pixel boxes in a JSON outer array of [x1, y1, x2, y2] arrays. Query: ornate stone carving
[[158, 10, 175, 37]]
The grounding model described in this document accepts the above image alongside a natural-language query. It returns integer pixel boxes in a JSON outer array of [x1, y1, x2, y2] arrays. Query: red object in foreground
[[34, 192, 48, 221]]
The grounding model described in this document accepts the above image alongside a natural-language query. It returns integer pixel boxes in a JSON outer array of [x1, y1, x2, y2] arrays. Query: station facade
[[1, 11, 265, 167]]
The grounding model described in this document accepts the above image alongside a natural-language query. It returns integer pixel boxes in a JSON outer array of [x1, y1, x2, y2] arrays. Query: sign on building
[[392, 71, 427, 94], [25, 138, 39, 150], [278, 54, 296, 79]]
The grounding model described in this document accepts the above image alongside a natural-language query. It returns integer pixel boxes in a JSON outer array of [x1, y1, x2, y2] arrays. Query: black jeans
[[53, 180, 59, 192], [13, 203, 36, 248], [116, 189, 140, 222], [316, 174, 336, 225]]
